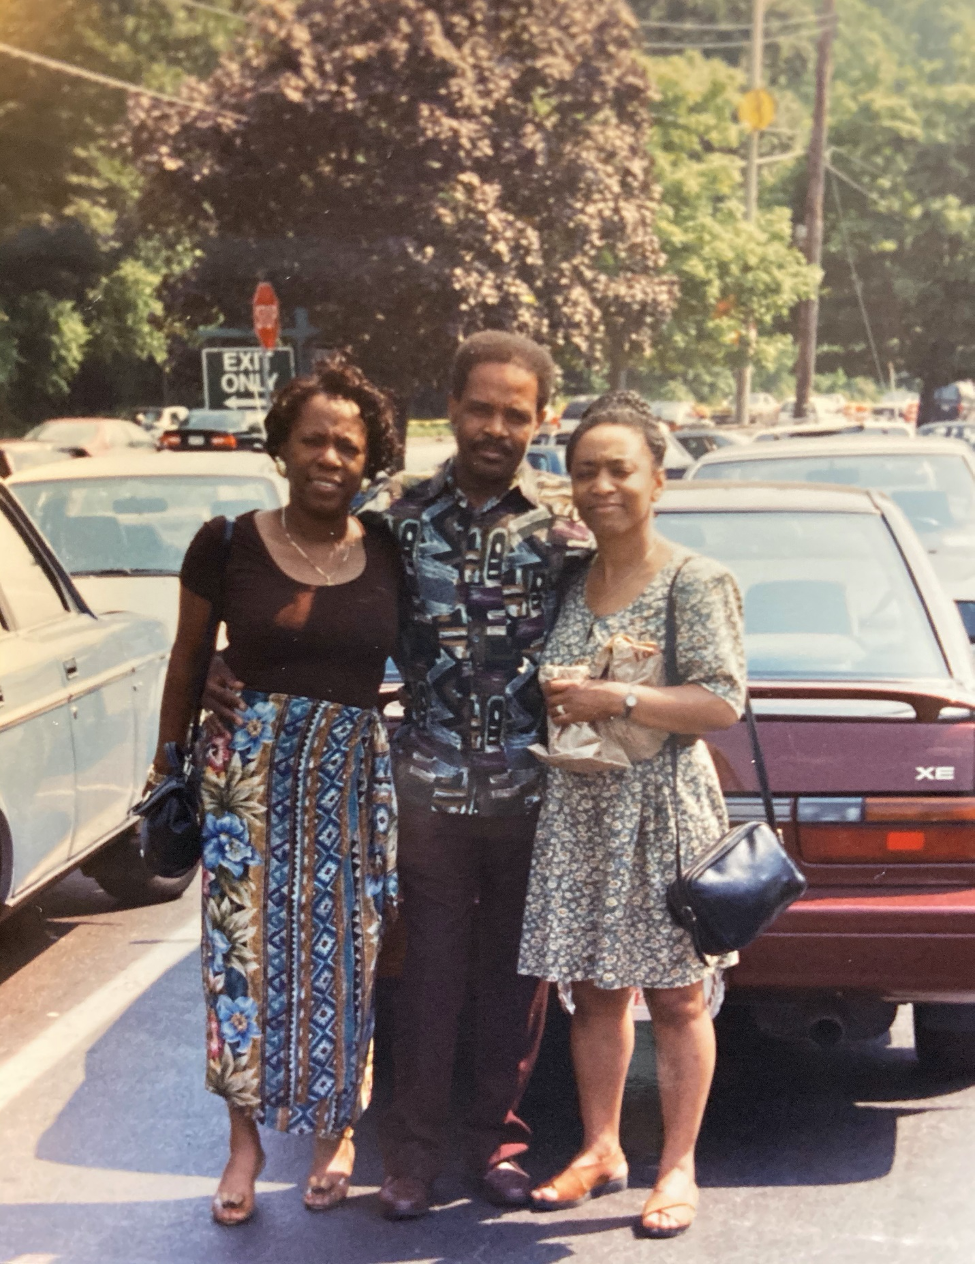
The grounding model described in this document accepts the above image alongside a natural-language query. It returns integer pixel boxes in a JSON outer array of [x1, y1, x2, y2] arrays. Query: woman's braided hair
[[564, 390, 668, 472], [264, 352, 402, 478]]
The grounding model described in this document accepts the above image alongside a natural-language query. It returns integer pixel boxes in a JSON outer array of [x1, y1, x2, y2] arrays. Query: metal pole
[[735, 0, 764, 428], [794, 0, 836, 418]]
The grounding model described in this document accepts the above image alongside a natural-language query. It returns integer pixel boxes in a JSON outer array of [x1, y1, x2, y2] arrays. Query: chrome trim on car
[[0, 651, 165, 734], [724, 795, 792, 823]]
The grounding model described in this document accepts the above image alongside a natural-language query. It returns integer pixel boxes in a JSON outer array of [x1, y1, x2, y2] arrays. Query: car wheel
[[83, 827, 198, 906], [913, 1003, 975, 1081]]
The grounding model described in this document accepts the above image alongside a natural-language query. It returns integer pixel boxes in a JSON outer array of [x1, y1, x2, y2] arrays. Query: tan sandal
[[636, 1188, 698, 1238], [531, 1153, 628, 1212], [304, 1134, 355, 1212], [211, 1151, 265, 1226]]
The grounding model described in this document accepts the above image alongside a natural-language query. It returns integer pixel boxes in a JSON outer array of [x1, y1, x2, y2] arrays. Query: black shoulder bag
[[663, 561, 807, 965], [134, 516, 235, 878]]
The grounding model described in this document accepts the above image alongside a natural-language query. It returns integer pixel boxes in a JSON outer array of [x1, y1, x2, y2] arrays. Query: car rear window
[[183, 411, 264, 433], [27, 421, 102, 445], [14, 475, 279, 575], [692, 452, 974, 535], [655, 510, 950, 680]]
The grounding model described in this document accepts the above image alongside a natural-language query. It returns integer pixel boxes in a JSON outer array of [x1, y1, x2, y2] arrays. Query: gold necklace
[[279, 507, 354, 585]]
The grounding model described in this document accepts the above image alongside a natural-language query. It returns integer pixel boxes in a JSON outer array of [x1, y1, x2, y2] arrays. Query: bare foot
[[304, 1132, 355, 1212], [213, 1127, 265, 1226], [639, 1166, 699, 1238]]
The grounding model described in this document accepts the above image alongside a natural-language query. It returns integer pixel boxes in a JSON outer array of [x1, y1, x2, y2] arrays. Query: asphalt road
[[0, 874, 972, 1264]]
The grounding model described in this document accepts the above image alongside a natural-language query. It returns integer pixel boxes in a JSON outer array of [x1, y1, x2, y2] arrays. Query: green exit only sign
[[202, 346, 295, 409]]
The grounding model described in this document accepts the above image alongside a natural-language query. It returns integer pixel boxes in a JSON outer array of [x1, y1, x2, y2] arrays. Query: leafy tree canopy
[[131, 0, 674, 401]]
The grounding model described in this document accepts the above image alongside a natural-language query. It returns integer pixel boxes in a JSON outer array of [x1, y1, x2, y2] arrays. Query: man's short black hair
[[449, 331, 556, 412]]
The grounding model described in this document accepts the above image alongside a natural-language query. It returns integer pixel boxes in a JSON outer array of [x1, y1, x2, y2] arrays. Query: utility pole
[[734, 0, 765, 428], [794, 0, 836, 417]]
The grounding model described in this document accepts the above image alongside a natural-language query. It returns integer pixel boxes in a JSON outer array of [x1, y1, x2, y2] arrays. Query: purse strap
[[664, 556, 776, 890], [185, 515, 235, 756]]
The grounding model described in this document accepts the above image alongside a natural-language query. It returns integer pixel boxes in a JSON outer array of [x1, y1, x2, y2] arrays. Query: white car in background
[[9, 451, 288, 640]]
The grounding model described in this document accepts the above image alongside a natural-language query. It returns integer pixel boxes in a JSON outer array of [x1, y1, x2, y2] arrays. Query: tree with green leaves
[[634, 50, 817, 402], [0, 0, 232, 428], [130, 0, 674, 403]]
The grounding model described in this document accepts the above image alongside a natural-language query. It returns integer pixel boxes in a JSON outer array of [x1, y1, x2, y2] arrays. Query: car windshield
[[692, 452, 974, 535], [14, 475, 279, 575], [182, 410, 263, 433], [655, 510, 949, 680], [27, 421, 102, 445]]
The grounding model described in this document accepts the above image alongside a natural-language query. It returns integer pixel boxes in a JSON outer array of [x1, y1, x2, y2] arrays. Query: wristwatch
[[621, 691, 639, 721]]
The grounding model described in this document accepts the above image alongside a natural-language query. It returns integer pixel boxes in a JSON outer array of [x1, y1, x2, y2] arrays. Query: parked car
[[653, 481, 974, 1076], [159, 409, 266, 452], [753, 419, 914, 441], [0, 439, 75, 479], [930, 381, 974, 423], [524, 443, 566, 475], [9, 451, 288, 640], [776, 395, 848, 426], [649, 400, 698, 429], [748, 392, 781, 424], [672, 426, 753, 462], [918, 420, 975, 449], [0, 483, 176, 914], [24, 417, 158, 458], [873, 390, 920, 425], [558, 396, 598, 425], [685, 435, 976, 643]]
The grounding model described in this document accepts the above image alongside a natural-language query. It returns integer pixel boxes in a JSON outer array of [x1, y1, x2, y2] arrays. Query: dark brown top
[[180, 511, 401, 708]]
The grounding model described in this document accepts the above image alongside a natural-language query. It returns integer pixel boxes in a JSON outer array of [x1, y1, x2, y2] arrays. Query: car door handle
[[63, 657, 78, 679]]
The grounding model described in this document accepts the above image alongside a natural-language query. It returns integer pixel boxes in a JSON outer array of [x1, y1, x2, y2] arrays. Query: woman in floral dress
[[518, 399, 746, 1238], [149, 356, 401, 1225]]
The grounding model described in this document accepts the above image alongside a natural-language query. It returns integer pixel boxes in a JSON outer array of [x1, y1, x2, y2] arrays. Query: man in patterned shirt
[[361, 332, 591, 1218]]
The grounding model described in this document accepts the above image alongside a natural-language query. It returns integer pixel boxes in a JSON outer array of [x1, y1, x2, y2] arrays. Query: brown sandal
[[211, 1151, 265, 1226], [304, 1134, 355, 1212], [531, 1154, 628, 1212], [636, 1189, 698, 1238]]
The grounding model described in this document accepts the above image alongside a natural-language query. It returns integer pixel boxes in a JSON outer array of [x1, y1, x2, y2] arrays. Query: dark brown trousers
[[380, 805, 548, 1183]]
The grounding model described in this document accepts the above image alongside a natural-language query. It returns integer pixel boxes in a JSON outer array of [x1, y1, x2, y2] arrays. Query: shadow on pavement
[[3, 958, 969, 1263]]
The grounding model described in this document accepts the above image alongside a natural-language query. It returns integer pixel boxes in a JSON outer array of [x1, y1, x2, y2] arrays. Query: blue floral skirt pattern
[[199, 689, 397, 1138]]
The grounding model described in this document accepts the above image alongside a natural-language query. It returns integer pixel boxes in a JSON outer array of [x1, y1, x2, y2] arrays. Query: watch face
[[625, 693, 638, 707]]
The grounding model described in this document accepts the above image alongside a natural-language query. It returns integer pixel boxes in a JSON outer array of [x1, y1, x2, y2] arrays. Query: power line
[[643, 19, 837, 51], [0, 40, 245, 122], [638, 12, 829, 31], [168, 0, 249, 20], [829, 170, 886, 387]]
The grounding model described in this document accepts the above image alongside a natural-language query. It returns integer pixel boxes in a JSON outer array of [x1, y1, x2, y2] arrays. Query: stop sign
[[252, 282, 280, 350]]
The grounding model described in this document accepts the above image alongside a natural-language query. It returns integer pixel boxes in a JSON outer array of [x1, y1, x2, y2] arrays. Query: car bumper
[[728, 886, 975, 1003]]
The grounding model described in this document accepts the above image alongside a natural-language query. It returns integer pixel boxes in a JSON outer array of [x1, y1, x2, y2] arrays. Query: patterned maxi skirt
[[198, 689, 397, 1138]]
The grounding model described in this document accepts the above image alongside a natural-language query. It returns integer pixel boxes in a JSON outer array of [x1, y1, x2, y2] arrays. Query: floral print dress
[[518, 549, 747, 991]]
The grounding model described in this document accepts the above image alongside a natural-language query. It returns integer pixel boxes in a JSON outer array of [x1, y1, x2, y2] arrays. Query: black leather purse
[[662, 561, 807, 965], [134, 517, 235, 878]]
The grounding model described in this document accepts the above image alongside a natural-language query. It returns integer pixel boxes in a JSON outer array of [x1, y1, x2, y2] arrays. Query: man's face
[[449, 361, 542, 492]]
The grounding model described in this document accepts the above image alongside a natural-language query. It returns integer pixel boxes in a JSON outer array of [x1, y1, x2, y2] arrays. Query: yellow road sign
[[737, 88, 776, 132]]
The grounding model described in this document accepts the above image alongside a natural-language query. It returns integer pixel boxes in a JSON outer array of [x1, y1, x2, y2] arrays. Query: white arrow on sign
[[223, 397, 269, 409]]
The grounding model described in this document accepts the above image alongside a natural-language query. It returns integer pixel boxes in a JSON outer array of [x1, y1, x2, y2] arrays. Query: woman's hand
[[203, 654, 245, 731], [544, 677, 627, 727]]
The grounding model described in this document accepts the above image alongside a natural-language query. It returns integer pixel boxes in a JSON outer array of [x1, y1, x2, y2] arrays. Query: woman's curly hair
[[263, 352, 402, 478]]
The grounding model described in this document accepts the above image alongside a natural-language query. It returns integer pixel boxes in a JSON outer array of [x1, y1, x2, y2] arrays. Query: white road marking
[[0, 913, 200, 1115]]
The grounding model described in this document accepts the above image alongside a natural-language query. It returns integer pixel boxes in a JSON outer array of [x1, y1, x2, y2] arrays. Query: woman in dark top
[[150, 355, 402, 1225]]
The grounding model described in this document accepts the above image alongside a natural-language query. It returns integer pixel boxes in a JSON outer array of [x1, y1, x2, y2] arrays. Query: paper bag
[[593, 634, 669, 761], [528, 664, 631, 774]]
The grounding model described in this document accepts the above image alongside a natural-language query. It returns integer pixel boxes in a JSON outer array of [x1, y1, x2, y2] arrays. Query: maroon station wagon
[[653, 483, 974, 1077]]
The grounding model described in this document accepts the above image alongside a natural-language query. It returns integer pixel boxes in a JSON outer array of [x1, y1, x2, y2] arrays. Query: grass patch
[[407, 418, 452, 438]]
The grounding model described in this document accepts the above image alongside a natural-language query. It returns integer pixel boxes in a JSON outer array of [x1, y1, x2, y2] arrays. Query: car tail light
[[798, 796, 975, 863], [159, 432, 181, 448], [210, 434, 237, 449]]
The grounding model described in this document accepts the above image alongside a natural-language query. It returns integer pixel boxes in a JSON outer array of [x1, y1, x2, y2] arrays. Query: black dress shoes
[[377, 1175, 431, 1220], [482, 1160, 534, 1208]]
